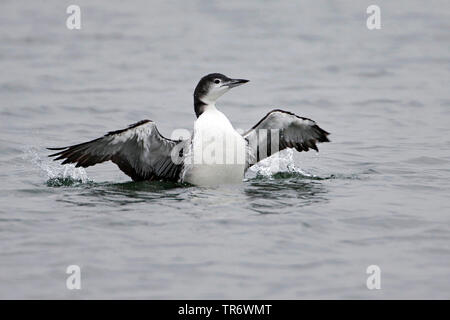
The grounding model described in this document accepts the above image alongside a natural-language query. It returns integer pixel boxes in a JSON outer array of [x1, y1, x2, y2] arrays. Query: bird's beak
[[223, 78, 249, 88]]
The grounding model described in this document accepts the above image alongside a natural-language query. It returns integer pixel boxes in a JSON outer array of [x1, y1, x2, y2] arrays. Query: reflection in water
[[50, 172, 330, 214], [40, 140, 331, 212], [244, 173, 329, 214], [54, 180, 191, 207]]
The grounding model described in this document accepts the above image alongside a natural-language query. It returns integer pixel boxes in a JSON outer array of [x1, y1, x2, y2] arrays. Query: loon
[[48, 73, 330, 186]]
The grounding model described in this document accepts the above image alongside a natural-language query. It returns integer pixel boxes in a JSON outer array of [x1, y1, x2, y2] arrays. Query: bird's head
[[194, 73, 249, 105]]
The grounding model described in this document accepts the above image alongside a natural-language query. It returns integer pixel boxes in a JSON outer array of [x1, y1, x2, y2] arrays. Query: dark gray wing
[[48, 120, 186, 182], [243, 109, 330, 169]]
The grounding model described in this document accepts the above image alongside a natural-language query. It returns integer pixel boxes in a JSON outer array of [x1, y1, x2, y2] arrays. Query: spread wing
[[48, 120, 186, 182], [243, 109, 330, 169]]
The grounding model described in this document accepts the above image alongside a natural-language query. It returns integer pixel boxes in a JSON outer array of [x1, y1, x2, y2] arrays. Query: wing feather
[[48, 120, 185, 182], [243, 109, 330, 169]]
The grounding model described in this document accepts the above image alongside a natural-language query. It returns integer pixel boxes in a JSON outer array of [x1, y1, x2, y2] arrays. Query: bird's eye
[[214, 79, 220, 84]]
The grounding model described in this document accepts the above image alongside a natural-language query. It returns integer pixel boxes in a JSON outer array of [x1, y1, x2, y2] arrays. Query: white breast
[[182, 105, 246, 186]]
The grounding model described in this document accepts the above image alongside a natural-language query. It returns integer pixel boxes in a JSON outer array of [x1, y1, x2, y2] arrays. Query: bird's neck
[[194, 97, 216, 118]]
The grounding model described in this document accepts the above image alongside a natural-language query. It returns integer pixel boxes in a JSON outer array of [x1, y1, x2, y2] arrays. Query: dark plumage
[[48, 120, 184, 182], [193, 73, 248, 117], [243, 109, 330, 167], [48, 73, 330, 184], [194, 74, 230, 118]]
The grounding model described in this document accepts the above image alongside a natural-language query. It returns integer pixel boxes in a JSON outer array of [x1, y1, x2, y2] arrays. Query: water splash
[[23, 147, 91, 186], [246, 149, 315, 179]]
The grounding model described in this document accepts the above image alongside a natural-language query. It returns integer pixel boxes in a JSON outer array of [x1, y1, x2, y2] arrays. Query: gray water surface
[[1, 0, 450, 299]]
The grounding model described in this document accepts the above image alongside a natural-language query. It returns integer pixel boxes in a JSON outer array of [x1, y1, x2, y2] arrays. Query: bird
[[48, 73, 330, 186]]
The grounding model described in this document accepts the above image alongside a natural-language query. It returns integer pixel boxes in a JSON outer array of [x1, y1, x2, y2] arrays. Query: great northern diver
[[48, 73, 330, 185]]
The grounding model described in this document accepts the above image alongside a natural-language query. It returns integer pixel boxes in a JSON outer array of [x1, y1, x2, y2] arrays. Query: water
[[1, 0, 449, 299]]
